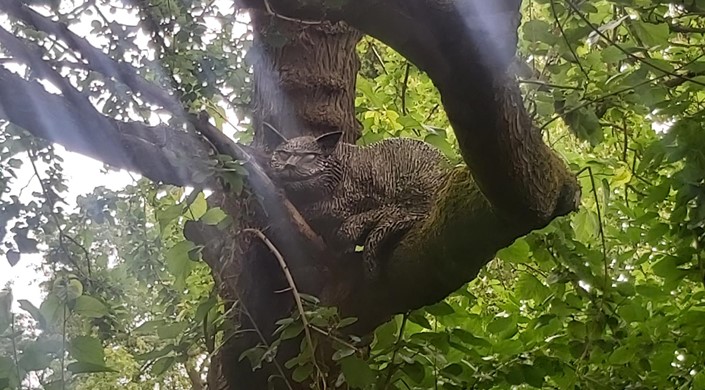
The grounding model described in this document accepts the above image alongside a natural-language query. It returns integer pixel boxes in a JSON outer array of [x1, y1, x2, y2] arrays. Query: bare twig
[[401, 62, 410, 115], [244, 228, 325, 388], [565, 0, 705, 88], [551, 0, 590, 80], [262, 0, 322, 25], [587, 167, 609, 290]]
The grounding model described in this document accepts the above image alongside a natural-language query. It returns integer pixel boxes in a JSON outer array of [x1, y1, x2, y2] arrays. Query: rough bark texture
[[249, 11, 362, 146]]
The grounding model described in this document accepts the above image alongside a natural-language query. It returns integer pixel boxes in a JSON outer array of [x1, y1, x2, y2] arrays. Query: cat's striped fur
[[268, 132, 449, 278]]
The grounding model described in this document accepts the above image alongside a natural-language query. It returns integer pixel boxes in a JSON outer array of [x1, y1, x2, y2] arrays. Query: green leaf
[[157, 322, 188, 340], [151, 356, 175, 376], [631, 20, 669, 48], [165, 240, 195, 289], [332, 347, 356, 361], [402, 361, 426, 383], [516, 273, 550, 302], [572, 209, 599, 242], [407, 311, 433, 329], [186, 191, 208, 220], [134, 345, 175, 361], [200, 207, 228, 225], [609, 346, 635, 365], [68, 336, 106, 365], [39, 294, 62, 327], [497, 239, 531, 263], [133, 320, 167, 335], [425, 301, 455, 316], [693, 371, 705, 388], [291, 363, 313, 383], [487, 316, 515, 335], [72, 296, 108, 318], [372, 317, 398, 350], [340, 356, 375, 389], [523, 20, 557, 44], [18, 299, 45, 329]]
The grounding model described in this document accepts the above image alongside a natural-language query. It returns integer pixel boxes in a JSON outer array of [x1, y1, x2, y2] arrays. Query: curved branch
[[0, 68, 211, 186]]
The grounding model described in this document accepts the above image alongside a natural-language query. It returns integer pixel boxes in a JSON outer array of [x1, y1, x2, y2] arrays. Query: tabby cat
[[266, 125, 449, 279]]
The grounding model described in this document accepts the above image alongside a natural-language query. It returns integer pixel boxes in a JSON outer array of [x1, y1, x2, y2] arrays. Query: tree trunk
[[199, 13, 363, 390]]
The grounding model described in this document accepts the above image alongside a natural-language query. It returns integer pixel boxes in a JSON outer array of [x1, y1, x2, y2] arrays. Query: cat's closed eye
[[276, 151, 291, 160], [300, 153, 317, 163]]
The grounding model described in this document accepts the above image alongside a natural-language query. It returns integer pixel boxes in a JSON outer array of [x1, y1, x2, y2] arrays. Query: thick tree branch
[[0, 68, 211, 185]]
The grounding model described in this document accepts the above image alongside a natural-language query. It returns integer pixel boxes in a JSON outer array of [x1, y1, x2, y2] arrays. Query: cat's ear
[[262, 122, 288, 146], [315, 131, 343, 154]]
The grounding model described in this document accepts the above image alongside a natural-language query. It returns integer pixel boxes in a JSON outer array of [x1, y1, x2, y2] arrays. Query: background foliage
[[2, 0, 705, 389]]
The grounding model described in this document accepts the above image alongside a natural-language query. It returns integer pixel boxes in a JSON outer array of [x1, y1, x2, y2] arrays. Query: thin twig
[[551, 0, 590, 80], [232, 293, 295, 390], [587, 167, 609, 290], [61, 303, 67, 390], [10, 314, 22, 389], [27, 149, 91, 277], [370, 43, 388, 75], [518, 79, 582, 90], [565, 0, 705, 88], [244, 228, 325, 388], [401, 62, 410, 115], [309, 325, 359, 351], [382, 313, 409, 388], [262, 0, 322, 25]]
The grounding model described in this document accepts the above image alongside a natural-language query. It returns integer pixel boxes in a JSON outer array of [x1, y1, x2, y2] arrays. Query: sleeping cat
[[265, 125, 449, 279]]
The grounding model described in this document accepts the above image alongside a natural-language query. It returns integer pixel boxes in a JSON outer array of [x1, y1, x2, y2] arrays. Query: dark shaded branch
[[0, 68, 211, 185]]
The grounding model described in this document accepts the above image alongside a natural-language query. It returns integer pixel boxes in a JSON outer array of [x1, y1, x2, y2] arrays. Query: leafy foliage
[[2, 0, 705, 389]]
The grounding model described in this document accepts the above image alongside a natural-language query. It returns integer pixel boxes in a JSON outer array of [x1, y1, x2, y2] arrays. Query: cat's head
[[265, 123, 343, 194]]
